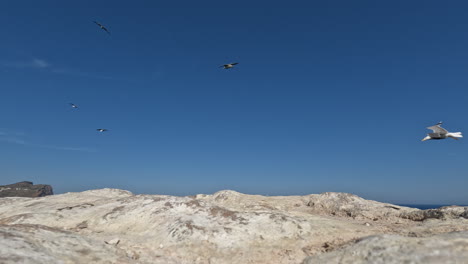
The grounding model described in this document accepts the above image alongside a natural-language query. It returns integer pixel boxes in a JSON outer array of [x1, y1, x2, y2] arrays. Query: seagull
[[93, 21, 111, 35], [220, 62, 239, 69], [96, 129, 108, 133], [421, 122, 463, 141], [69, 103, 78, 109]]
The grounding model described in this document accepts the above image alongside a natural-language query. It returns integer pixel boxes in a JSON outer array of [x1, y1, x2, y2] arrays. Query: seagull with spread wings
[[93, 21, 111, 35], [69, 103, 78, 109], [97, 129, 108, 133], [220, 62, 238, 69], [421, 122, 463, 141]]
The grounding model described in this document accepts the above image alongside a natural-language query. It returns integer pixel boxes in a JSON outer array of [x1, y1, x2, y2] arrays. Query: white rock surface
[[302, 231, 468, 264], [0, 224, 132, 264], [0, 189, 467, 263]]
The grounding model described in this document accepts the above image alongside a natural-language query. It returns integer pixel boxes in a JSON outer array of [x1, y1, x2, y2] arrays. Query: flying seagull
[[69, 103, 78, 109], [93, 21, 110, 35], [220, 62, 239, 69], [96, 129, 108, 133], [421, 122, 463, 141]]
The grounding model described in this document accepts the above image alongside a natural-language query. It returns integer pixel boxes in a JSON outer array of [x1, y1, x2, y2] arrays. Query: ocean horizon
[[397, 204, 468, 210]]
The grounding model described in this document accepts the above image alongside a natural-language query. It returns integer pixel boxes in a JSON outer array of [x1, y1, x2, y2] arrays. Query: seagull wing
[[427, 124, 448, 134], [231, 62, 239, 65], [93, 21, 110, 34]]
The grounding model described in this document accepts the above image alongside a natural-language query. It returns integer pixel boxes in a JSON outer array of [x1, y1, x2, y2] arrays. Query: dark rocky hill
[[0, 181, 53, 197]]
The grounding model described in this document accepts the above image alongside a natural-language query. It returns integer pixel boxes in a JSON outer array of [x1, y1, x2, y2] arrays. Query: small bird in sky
[[69, 103, 78, 109], [421, 122, 463, 141], [93, 21, 111, 35], [220, 62, 239, 69], [96, 129, 108, 133]]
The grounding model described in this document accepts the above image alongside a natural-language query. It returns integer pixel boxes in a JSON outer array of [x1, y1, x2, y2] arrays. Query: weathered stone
[[0, 224, 132, 264], [0, 181, 53, 198], [0, 188, 466, 263], [302, 232, 468, 264], [400, 206, 468, 221]]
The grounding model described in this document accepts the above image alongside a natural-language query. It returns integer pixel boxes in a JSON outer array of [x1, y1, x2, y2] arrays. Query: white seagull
[[220, 62, 238, 69], [69, 103, 78, 109], [421, 122, 463, 141], [97, 129, 108, 133]]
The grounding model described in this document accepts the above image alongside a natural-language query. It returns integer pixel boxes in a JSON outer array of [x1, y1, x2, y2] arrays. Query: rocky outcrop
[[400, 206, 468, 221], [302, 232, 468, 264], [0, 188, 466, 264], [0, 181, 53, 198], [0, 224, 134, 264]]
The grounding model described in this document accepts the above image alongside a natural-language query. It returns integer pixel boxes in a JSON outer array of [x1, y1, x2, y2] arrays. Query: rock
[[400, 206, 468, 221], [0, 188, 467, 263], [0, 181, 53, 198], [0, 224, 132, 264], [302, 231, 468, 264], [303, 192, 416, 220]]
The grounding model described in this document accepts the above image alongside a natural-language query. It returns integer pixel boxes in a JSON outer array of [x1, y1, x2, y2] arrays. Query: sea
[[397, 204, 467, 210]]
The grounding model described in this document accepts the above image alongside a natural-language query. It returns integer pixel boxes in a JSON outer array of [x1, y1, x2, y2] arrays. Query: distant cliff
[[0, 181, 53, 197]]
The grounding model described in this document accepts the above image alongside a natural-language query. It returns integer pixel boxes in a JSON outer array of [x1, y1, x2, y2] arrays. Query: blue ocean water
[[398, 204, 467, 210]]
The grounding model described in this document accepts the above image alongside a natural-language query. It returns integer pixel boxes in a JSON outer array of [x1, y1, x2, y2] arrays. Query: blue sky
[[1, 0, 467, 204]]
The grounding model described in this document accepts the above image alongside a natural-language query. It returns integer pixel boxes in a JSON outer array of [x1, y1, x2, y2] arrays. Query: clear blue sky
[[1, 0, 467, 204]]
